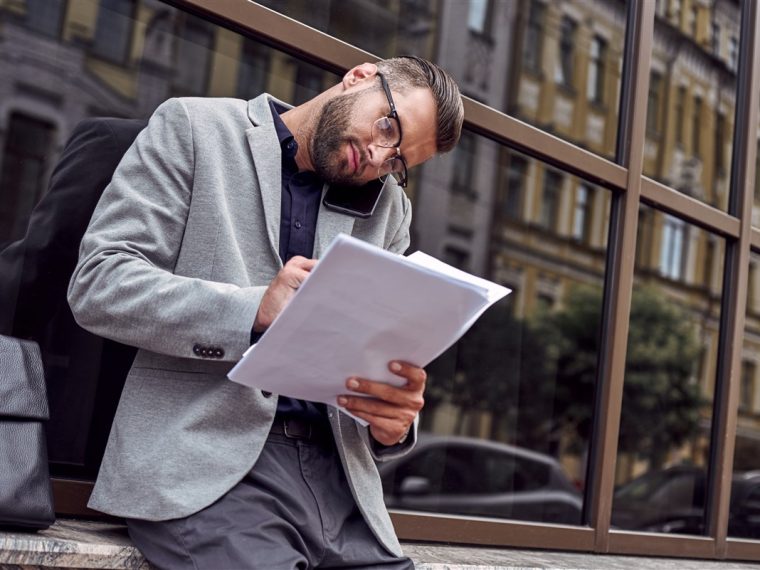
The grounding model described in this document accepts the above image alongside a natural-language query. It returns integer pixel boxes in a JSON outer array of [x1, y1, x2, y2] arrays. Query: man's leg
[[126, 432, 325, 569]]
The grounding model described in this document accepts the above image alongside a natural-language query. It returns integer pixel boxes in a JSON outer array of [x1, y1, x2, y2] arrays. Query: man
[[68, 55, 463, 569]]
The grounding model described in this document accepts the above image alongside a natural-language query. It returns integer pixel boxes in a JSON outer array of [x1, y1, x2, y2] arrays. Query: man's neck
[[280, 104, 316, 173]]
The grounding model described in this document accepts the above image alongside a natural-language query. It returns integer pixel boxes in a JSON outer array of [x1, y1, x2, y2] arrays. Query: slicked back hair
[[376, 56, 464, 153]]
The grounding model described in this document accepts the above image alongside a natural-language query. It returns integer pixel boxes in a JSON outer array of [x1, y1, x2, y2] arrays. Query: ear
[[342, 63, 378, 88]]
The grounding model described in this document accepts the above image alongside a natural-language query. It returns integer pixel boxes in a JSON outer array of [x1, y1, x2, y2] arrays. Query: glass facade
[[2, 0, 760, 563]]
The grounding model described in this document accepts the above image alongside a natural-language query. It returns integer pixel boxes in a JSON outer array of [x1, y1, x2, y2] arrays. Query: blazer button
[[200, 348, 208, 357], [262, 390, 272, 398], [193, 344, 202, 356], [214, 348, 224, 358]]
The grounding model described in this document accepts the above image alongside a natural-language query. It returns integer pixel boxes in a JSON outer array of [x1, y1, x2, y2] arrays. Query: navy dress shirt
[[267, 101, 326, 421]]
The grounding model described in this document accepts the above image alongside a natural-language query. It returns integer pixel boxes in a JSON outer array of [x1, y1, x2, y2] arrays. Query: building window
[[587, 36, 606, 104], [523, 1, 545, 74], [540, 170, 563, 230], [91, 0, 135, 63], [712, 22, 721, 56], [740, 361, 756, 413], [173, 17, 215, 95], [25, 0, 66, 38], [237, 39, 270, 99], [715, 112, 726, 175], [688, 5, 697, 37], [675, 85, 686, 146], [557, 16, 577, 88], [503, 155, 527, 221], [293, 63, 325, 105], [467, 0, 491, 36], [729, 36, 739, 71], [703, 237, 715, 288], [0, 113, 56, 246], [692, 96, 702, 157], [660, 214, 687, 280], [452, 131, 477, 196], [670, 0, 682, 25], [573, 184, 594, 243], [646, 71, 663, 135], [443, 246, 470, 271]]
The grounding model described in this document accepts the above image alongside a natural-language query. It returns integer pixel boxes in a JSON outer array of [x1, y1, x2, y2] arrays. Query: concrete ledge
[[3, 519, 760, 569]]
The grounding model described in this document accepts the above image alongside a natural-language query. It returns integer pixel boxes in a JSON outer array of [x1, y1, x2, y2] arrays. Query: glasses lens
[[379, 157, 406, 186], [372, 117, 401, 148]]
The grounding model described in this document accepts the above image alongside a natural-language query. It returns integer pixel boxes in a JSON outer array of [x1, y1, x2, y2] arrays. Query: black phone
[[322, 179, 386, 219]]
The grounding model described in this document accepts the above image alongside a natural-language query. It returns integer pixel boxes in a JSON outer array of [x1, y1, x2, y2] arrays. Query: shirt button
[[294, 220, 302, 229]]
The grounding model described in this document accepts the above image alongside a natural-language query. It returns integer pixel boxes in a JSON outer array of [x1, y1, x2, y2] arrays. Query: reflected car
[[378, 433, 583, 525], [612, 466, 760, 538]]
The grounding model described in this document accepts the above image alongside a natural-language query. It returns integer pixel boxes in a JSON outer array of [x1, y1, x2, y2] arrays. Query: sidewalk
[[2, 519, 760, 569]]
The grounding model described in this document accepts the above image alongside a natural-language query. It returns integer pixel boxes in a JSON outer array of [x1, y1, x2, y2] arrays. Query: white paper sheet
[[227, 234, 510, 423]]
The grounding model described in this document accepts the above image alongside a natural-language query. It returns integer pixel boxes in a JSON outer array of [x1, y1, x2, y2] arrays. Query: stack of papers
[[228, 234, 510, 416]]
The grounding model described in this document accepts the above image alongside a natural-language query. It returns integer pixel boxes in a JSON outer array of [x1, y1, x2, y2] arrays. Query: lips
[[348, 142, 359, 174]]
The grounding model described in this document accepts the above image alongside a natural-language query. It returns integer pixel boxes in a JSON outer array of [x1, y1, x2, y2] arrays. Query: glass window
[[467, 0, 490, 35], [540, 170, 562, 231], [261, 0, 627, 161], [573, 184, 593, 243], [556, 16, 577, 89], [733, 252, 760, 540], [25, 0, 66, 38], [91, 0, 135, 63], [500, 152, 527, 222], [675, 85, 686, 146], [647, 72, 663, 136], [452, 131, 477, 196], [0, 114, 56, 247], [729, 36, 739, 71], [173, 16, 214, 96], [236, 39, 270, 99], [406, 135, 611, 526], [660, 214, 686, 280], [645, 0, 740, 213], [523, 1, 545, 74], [613, 205, 724, 536], [692, 96, 702, 157], [588, 36, 607, 104]]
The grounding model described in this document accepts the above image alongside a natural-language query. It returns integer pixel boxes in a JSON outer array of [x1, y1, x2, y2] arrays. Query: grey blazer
[[67, 94, 415, 556]]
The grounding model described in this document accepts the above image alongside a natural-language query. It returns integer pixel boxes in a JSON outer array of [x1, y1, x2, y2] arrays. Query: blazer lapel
[[246, 94, 356, 261], [245, 94, 285, 267]]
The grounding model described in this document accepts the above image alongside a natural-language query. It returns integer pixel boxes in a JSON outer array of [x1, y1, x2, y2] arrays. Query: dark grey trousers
[[126, 430, 413, 569]]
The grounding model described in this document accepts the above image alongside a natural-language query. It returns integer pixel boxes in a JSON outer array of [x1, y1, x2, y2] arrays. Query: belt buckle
[[283, 419, 312, 440]]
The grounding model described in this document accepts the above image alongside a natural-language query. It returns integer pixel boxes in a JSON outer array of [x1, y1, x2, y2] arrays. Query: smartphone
[[322, 179, 386, 219]]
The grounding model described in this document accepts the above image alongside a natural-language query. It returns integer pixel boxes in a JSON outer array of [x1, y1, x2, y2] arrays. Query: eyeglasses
[[371, 72, 408, 188]]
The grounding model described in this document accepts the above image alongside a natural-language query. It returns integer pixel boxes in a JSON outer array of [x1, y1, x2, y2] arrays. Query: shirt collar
[[269, 100, 297, 159]]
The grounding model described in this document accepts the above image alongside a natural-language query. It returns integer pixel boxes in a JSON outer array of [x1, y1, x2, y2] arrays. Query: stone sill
[[2, 519, 760, 569]]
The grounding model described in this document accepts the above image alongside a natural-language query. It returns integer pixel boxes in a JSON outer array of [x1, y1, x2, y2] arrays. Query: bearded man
[[68, 55, 463, 569]]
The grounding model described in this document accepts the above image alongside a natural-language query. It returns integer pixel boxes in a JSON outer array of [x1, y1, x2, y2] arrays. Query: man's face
[[310, 81, 438, 187]]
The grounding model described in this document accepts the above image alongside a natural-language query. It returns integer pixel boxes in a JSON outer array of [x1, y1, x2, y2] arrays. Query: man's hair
[[376, 56, 464, 153]]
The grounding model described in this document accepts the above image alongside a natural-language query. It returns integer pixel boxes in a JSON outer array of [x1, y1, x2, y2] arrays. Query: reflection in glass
[[398, 131, 612, 524], [732, 252, 760, 540], [0, 0, 341, 478], [612, 205, 724, 535], [262, 0, 627, 161], [644, 1, 741, 212]]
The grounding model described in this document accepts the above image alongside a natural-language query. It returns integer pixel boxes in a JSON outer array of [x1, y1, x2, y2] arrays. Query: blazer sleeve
[[68, 98, 266, 362], [386, 190, 412, 255]]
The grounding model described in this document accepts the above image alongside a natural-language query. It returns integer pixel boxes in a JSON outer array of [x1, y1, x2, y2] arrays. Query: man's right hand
[[253, 256, 317, 332]]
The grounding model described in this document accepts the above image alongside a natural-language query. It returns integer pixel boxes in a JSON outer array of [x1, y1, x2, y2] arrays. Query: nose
[[367, 143, 399, 167]]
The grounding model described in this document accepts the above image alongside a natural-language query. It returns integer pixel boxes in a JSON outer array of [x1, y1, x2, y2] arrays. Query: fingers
[[286, 256, 318, 271], [340, 377, 424, 410], [388, 360, 427, 390], [338, 393, 419, 419]]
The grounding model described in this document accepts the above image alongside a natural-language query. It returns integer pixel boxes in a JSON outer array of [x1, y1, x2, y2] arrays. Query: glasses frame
[[374, 72, 409, 188]]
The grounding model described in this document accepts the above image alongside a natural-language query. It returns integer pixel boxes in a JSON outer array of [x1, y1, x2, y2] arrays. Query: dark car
[[611, 466, 760, 538], [378, 433, 583, 525]]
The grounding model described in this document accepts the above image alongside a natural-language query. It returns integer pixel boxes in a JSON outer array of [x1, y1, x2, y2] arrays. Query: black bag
[[0, 334, 55, 529]]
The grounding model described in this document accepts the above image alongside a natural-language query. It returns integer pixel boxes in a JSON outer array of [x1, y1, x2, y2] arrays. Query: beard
[[310, 90, 368, 186]]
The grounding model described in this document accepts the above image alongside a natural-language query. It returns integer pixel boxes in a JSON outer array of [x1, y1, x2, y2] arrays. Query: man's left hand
[[337, 361, 426, 446]]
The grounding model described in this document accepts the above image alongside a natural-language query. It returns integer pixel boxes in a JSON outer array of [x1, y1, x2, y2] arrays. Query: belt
[[269, 415, 333, 444]]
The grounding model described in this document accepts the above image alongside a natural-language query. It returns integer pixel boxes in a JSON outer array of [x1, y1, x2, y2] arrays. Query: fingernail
[[390, 362, 402, 372], [347, 378, 360, 389], [337, 396, 348, 406]]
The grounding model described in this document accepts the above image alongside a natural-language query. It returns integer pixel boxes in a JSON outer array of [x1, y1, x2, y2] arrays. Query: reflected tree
[[540, 285, 704, 469]]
